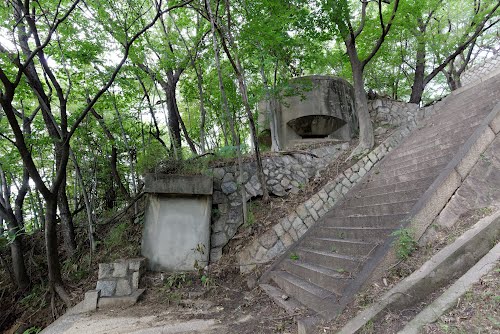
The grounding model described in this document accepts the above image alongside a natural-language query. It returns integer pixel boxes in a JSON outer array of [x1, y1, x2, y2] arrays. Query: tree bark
[[346, 40, 374, 151], [409, 27, 427, 104]]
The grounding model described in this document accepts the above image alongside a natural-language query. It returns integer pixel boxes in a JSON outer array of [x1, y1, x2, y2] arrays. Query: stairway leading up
[[259, 73, 500, 320]]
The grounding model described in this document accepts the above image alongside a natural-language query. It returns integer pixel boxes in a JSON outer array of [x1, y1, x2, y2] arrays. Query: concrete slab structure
[[142, 174, 213, 271], [258, 75, 357, 149]]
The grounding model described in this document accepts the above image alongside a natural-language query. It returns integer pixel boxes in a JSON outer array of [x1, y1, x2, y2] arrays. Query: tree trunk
[[0, 166, 30, 290], [58, 181, 77, 256], [409, 36, 427, 104], [260, 64, 281, 152], [164, 81, 183, 153], [45, 196, 71, 307], [346, 40, 374, 151]]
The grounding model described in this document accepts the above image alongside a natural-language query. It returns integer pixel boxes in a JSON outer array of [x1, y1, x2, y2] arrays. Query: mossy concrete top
[[144, 173, 213, 195]]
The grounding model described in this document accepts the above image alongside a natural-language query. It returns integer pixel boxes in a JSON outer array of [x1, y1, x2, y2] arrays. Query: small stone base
[[97, 289, 145, 309]]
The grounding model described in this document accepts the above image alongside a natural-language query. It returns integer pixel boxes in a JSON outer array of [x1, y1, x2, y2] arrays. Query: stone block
[[273, 223, 285, 238], [280, 232, 294, 247], [113, 261, 128, 278], [260, 230, 278, 249], [313, 200, 323, 211], [318, 189, 328, 202], [368, 152, 378, 163], [308, 207, 319, 221], [221, 181, 238, 195], [303, 217, 315, 228], [131, 272, 140, 290], [210, 247, 223, 262], [115, 278, 132, 296], [82, 290, 100, 313], [281, 217, 292, 231], [266, 240, 285, 260], [128, 258, 146, 273], [365, 160, 374, 171], [98, 263, 114, 279], [96, 280, 116, 297], [288, 228, 299, 241], [296, 205, 309, 220]]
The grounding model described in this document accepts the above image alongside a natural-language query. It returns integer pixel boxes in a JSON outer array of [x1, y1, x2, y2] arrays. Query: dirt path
[[42, 269, 299, 334]]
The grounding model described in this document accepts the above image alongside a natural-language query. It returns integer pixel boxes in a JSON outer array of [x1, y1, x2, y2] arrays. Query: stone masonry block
[[128, 258, 146, 273], [98, 263, 114, 279], [318, 189, 328, 202], [113, 261, 128, 278], [132, 272, 140, 289], [308, 207, 319, 221], [273, 223, 285, 238], [260, 229, 278, 249], [296, 205, 309, 220], [82, 290, 100, 313], [96, 280, 116, 297], [303, 217, 315, 228], [313, 200, 323, 211], [115, 278, 132, 296], [281, 217, 292, 231]]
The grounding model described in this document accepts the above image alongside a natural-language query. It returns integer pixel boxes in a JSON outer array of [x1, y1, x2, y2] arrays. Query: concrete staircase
[[259, 73, 500, 320]]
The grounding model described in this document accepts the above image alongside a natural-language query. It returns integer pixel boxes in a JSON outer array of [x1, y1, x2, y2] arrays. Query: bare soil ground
[[422, 262, 500, 334]]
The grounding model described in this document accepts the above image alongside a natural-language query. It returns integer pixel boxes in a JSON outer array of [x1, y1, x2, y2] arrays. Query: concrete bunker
[[141, 174, 213, 272], [258, 75, 357, 148]]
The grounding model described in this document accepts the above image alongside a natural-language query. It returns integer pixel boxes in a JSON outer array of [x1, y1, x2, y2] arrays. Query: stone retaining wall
[[96, 258, 145, 297], [368, 98, 420, 127], [210, 143, 349, 261], [461, 53, 500, 87], [237, 104, 438, 273]]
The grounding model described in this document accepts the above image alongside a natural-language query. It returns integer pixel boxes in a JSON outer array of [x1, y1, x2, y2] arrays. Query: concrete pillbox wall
[[141, 174, 213, 271]]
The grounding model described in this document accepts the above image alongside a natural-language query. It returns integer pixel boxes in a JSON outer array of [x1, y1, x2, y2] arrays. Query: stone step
[[381, 148, 455, 174], [355, 177, 435, 197], [321, 213, 407, 228], [407, 113, 482, 145], [373, 154, 451, 181], [270, 271, 340, 315], [302, 237, 377, 256], [294, 247, 365, 274], [345, 188, 424, 207], [310, 226, 394, 243], [360, 164, 444, 190], [388, 131, 471, 162], [336, 200, 415, 217], [280, 260, 353, 295]]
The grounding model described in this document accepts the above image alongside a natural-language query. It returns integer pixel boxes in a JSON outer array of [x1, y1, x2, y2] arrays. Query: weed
[[104, 222, 127, 249], [479, 153, 491, 164], [360, 319, 374, 333], [478, 207, 493, 216], [336, 268, 347, 274], [338, 232, 346, 239], [164, 272, 189, 290], [331, 246, 337, 253], [245, 207, 255, 227], [20, 284, 46, 308], [200, 274, 214, 288], [164, 291, 182, 305], [391, 228, 417, 260], [62, 257, 89, 281], [289, 253, 299, 261], [23, 327, 41, 334], [357, 291, 374, 307]]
